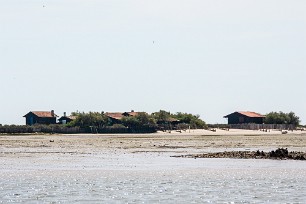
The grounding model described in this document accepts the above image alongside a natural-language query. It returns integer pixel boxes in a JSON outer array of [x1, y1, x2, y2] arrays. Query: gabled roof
[[224, 111, 265, 118], [24, 111, 58, 118], [105, 111, 143, 120], [105, 112, 125, 120], [238, 111, 265, 118]]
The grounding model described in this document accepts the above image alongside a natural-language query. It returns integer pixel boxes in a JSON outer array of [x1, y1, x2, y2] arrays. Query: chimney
[[51, 110, 54, 117], [64, 112, 66, 117]]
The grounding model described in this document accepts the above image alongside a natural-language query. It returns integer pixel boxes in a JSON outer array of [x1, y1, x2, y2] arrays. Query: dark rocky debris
[[172, 148, 306, 160]]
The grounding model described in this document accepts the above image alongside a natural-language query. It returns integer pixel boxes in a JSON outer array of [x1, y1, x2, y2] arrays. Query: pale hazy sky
[[0, 0, 305, 125]]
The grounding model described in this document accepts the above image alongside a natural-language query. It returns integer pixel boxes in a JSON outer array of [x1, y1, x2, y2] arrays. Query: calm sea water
[[1, 153, 306, 203]]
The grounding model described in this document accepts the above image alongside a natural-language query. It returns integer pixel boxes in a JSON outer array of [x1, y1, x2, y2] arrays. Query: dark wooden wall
[[25, 113, 57, 125], [226, 112, 264, 124]]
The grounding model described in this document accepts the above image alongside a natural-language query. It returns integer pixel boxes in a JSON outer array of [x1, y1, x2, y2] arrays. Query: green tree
[[135, 112, 156, 127], [287, 112, 300, 126], [122, 112, 156, 129], [174, 112, 207, 129], [264, 111, 300, 126], [121, 116, 140, 128], [152, 110, 171, 123], [68, 111, 109, 128]]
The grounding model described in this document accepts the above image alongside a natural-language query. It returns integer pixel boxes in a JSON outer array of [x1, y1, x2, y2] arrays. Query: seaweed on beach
[[171, 148, 306, 160]]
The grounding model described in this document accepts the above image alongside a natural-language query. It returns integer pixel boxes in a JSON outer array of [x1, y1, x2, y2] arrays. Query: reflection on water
[[1, 158, 306, 203]]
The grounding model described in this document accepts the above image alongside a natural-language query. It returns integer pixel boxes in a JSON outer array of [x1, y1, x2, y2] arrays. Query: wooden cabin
[[224, 111, 265, 124], [23, 110, 58, 125], [104, 111, 141, 124]]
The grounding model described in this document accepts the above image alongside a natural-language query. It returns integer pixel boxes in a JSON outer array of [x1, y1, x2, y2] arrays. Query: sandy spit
[[1, 129, 306, 154]]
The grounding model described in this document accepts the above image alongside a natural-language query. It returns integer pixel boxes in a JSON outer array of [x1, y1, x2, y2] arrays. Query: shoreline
[[1, 129, 306, 172], [1, 129, 306, 160]]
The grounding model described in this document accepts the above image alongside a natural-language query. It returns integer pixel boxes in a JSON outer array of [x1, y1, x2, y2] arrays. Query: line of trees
[[0, 110, 207, 134], [264, 111, 300, 126], [67, 110, 207, 132]]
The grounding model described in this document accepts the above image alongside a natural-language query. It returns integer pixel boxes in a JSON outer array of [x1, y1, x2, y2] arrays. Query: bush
[[174, 112, 207, 129], [264, 111, 300, 126], [0, 124, 82, 134], [68, 112, 109, 128]]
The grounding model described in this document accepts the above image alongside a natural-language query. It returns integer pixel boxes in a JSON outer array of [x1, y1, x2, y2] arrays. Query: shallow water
[[1, 152, 306, 203], [1, 168, 306, 203]]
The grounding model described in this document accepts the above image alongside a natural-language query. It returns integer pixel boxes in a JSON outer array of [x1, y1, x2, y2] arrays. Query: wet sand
[[0, 129, 306, 162]]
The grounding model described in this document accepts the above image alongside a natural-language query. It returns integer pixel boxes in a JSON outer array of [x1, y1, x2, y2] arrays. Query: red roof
[[105, 112, 125, 120], [238, 111, 265, 118], [224, 111, 265, 118], [24, 111, 58, 118]]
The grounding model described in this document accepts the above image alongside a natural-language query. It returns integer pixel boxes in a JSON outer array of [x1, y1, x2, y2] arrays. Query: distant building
[[58, 112, 77, 124], [224, 111, 265, 124], [104, 110, 141, 124], [23, 110, 58, 125]]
